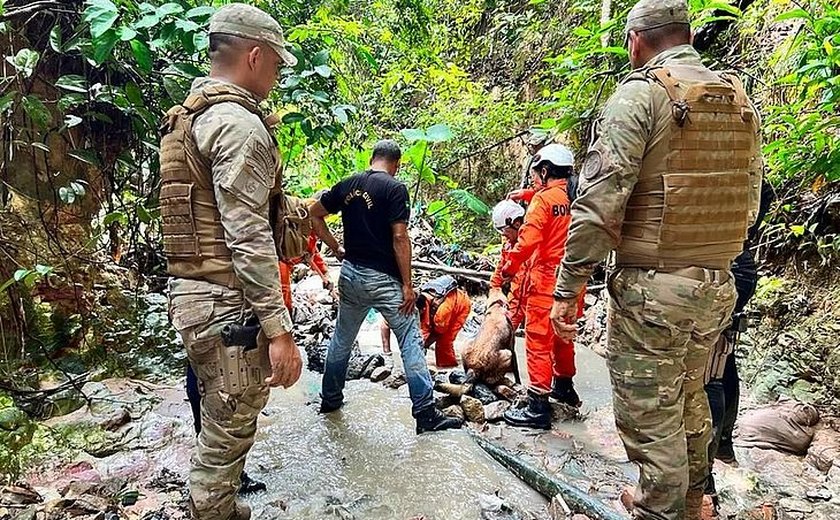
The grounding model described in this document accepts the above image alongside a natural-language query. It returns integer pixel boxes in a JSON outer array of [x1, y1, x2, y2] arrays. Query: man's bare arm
[[310, 201, 343, 259]]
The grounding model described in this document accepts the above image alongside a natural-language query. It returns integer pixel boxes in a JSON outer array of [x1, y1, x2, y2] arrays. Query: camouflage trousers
[[606, 267, 736, 520], [169, 278, 270, 520]]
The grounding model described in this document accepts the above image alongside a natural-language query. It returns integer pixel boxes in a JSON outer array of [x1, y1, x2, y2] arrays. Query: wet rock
[[443, 405, 465, 422], [98, 407, 131, 432], [494, 385, 518, 402], [1, 484, 42, 505], [806, 424, 840, 472], [383, 373, 407, 389], [435, 394, 460, 410], [484, 401, 511, 423], [369, 366, 391, 383], [778, 497, 814, 514], [449, 369, 468, 385], [470, 384, 498, 405], [461, 395, 486, 424], [805, 488, 832, 502]]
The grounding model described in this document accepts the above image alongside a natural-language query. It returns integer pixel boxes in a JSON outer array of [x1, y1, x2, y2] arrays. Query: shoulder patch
[[582, 149, 603, 181], [218, 130, 277, 208]]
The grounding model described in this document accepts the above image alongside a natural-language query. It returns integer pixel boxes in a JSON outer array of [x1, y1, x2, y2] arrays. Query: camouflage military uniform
[[162, 5, 297, 520], [553, 3, 762, 518]]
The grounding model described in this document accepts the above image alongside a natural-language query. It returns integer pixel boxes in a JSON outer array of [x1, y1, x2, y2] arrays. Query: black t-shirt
[[320, 170, 410, 281]]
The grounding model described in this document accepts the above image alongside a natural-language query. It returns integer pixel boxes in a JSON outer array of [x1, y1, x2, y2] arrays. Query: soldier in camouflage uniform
[[549, 1, 763, 519], [160, 4, 301, 520]]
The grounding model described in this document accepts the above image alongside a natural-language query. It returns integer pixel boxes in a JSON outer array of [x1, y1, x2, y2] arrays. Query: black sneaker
[[238, 471, 266, 494], [550, 377, 582, 408], [503, 391, 552, 430], [415, 408, 463, 434], [319, 399, 344, 414]]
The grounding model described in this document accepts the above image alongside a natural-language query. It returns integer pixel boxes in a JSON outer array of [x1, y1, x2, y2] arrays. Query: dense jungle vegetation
[[0, 0, 838, 480]]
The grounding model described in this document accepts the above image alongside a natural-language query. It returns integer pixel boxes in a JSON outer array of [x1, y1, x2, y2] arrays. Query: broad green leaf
[[92, 31, 119, 64], [427, 200, 448, 215], [68, 149, 101, 167], [163, 76, 186, 102], [354, 46, 378, 71], [157, 3, 185, 17], [355, 149, 373, 171], [419, 165, 436, 184], [282, 112, 306, 124], [449, 189, 490, 215], [124, 82, 143, 105], [130, 40, 153, 73], [83, 0, 119, 39], [425, 123, 453, 143], [790, 224, 806, 237], [312, 49, 330, 66], [70, 181, 86, 197], [117, 26, 137, 41], [170, 62, 203, 77], [59, 186, 76, 204], [400, 128, 427, 143], [137, 204, 152, 224], [404, 140, 428, 170], [56, 75, 88, 93], [186, 6, 216, 19], [332, 106, 349, 124], [314, 64, 332, 78], [175, 19, 200, 33], [281, 75, 301, 89], [64, 114, 83, 128], [13, 269, 32, 282], [49, 25, 63, 52], [0, 91, 16, 113], [21, 96, 52, 129], [134, 13, 161, 30], [103, 211, 128, 227], [774, 8, 810, 23], [34, 264, 53, 276], [193, 32, 209, 51], [8, 48, 39, 77], [311, 90, 330, 104]]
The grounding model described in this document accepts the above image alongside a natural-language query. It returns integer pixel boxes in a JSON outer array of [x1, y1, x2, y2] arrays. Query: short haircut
[[209, 33, 256, 64], [371, 139, 402, 163], [534, 161, 573, 180], [636, 23, 691, 48]]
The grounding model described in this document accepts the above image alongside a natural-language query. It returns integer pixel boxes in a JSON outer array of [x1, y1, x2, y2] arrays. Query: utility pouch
[[219, 317, 270, 394]]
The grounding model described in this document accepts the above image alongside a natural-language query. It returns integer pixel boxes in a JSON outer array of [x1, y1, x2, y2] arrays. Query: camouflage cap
[[625, 0, 690, 34], [209, 3, 298, 66]]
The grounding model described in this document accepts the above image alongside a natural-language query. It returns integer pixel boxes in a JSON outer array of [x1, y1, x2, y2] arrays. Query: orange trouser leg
[[434, 332, 459, 368], [279, 262, 293, 312], [552, 337, 576, 379], [524, 299, 555, 393]]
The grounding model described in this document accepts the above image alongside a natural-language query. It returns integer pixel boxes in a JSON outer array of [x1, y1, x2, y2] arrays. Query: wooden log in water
[[470, 432, 628, 520]]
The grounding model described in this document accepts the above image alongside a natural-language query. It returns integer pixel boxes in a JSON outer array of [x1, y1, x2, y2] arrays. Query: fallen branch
[[412, 261, 494, 280], [470, 432, 628, 520]]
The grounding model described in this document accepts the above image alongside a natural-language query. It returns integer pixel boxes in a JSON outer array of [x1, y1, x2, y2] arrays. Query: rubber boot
[[715, 442, 737, 465], [550, 377, 582, 408], [238, 471, 266, 494], [503, 391, 552, 430], [415, 408, 463, 434]]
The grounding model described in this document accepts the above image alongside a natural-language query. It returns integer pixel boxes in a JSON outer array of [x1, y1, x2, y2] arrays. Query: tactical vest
[[616, 65, 758, 270], [159, 85, 277, 289]]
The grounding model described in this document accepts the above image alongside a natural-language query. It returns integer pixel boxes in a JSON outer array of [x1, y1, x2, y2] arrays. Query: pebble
[[442, 405, 465, 421]]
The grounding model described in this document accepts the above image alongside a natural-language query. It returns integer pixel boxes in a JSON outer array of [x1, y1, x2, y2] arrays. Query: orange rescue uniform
[[490, 238, 530, 331], [500, 179, 583, 393], [279, 232, 328, 312], [420, 289, 471, 368]]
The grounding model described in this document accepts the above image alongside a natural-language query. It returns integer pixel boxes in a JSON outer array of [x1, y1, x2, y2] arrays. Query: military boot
[[503, 391, 552, 430], [550, 377, 582, 408], [229, 500, 251, 520], [416, 408, 463, 434]]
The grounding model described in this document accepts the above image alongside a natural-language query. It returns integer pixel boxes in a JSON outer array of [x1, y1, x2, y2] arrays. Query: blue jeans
[[321, 262, 434, 417]]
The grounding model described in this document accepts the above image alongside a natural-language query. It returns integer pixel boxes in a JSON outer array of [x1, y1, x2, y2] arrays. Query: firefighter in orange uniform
[[278, 231, 332, 311], [499, 143, 584, 430], [488, 200, 530, 332]]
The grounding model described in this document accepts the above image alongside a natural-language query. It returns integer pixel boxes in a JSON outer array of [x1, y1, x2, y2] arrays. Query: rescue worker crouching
[[381, 275, 471, 368], [498, 144, 584, 430]]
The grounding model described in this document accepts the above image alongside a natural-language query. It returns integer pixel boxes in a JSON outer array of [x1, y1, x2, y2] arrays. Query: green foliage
[[0, 393, 36, 482], [763, 1, 840, 186]]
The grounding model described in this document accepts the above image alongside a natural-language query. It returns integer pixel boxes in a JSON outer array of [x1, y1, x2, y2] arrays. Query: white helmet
[[492, 200, 525, 230], [532, 143, 574, 168]]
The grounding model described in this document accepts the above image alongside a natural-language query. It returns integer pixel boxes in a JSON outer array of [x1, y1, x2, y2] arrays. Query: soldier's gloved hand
[[550, 297, 578, 341], [265, 332, 302, 388]]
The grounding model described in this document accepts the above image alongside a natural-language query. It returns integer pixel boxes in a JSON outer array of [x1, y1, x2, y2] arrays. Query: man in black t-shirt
[[310, 139, 462, 434]]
